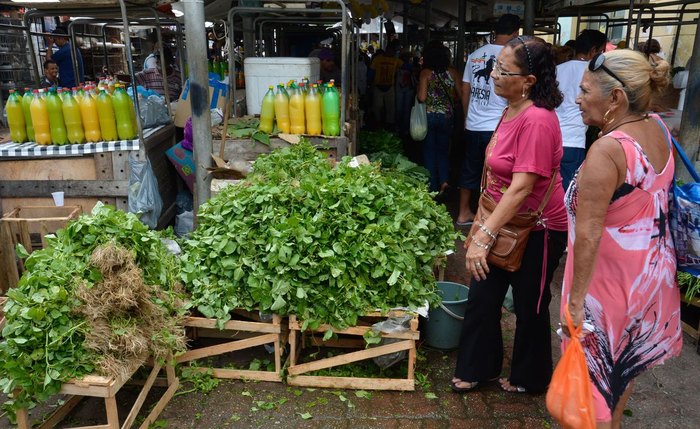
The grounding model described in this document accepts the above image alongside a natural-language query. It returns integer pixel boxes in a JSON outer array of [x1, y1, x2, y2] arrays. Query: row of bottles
[[258, 79, 340, 136], [6, 85, 137, 145]]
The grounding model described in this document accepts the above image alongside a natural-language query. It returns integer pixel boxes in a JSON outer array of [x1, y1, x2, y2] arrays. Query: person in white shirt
[[555, 29, 607, 190], [456, 14, 521, 226]]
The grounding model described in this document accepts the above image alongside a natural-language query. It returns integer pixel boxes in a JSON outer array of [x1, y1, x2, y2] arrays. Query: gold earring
[[603, 108, 615, 125]]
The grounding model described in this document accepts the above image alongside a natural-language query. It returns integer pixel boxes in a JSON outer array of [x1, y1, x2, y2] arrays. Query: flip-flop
[[455, 220, 474, 227], [499, 378, 528, 393], [450, 380, 480, 393]]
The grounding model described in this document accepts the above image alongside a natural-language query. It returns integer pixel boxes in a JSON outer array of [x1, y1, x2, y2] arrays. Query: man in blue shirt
[[45, 26, 84, 88]]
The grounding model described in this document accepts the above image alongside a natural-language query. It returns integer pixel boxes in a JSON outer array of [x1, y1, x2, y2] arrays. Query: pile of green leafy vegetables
[[367, 152, 430, 184], [0, 203, 185, 415], [180, 141, 458, 330], [357, 130, 403, 155]]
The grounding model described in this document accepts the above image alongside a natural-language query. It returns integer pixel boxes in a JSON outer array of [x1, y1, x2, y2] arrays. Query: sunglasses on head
[[589, 53, 626, 87]]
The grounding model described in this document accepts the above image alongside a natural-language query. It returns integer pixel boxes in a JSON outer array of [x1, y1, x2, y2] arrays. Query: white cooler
[[244, 57, 320, 115]]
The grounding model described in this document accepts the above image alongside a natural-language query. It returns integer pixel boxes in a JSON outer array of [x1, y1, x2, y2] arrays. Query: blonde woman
[[561, 49, 682, 428]]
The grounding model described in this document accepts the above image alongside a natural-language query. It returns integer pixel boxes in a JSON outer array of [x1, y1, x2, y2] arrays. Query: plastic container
[[258, 86, 275, 133], [274, 84, 290, 134], [321, 82, 340, 136], [30, 89, 52, 145], [96, 89, 118, 141], [79, 87, 101, 142], [21, 88, 35, 142], [62, 91, 84, 144], [424, 281, 469, 350], [305, 84, 322, 136], [244, 57, 320, 115], [46, 87, 68, 145], [111, 85, 136, 140], [6, 90, 27, 143], [289, 86, 305, 135]]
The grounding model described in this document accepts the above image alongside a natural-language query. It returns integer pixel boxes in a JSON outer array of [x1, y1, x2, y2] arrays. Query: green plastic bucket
[[425, 281, 469, 350]]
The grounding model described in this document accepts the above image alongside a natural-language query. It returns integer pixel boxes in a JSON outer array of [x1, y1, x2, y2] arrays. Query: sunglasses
[[588, 53, 626, 87]]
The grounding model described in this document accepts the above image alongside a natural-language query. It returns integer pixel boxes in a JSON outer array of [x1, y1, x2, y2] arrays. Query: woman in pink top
[[561, 50, 681, 428], [452, 36, 568, 394]]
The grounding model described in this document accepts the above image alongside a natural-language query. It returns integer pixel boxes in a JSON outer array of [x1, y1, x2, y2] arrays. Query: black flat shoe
[[450, 380, 479, 393]]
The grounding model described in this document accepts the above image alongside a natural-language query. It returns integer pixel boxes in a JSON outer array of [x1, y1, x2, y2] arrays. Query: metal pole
[[625, 0, 635, 46], [456, 0, 466, 72], [676, 19, 700, 184], [524, 0, 535, 36], [182, 0, 213, 209], [117, 0, 144, 144], [423, 2, 430, 45]]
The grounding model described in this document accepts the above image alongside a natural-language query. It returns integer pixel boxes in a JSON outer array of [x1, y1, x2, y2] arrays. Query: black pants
[[454, 229, 567, 393]]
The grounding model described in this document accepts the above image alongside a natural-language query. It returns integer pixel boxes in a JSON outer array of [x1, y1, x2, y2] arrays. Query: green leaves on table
[[181, 141, 458, 330]]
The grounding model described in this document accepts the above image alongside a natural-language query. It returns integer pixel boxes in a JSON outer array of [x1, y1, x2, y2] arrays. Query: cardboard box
[[174, 74, 229, 127]]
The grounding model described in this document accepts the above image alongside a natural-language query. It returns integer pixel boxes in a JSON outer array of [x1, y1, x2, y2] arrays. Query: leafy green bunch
[[0, 203, 183, 414], [181, 142, 458, 330], [367, 151, 430, 184], [357, 130, 403, 155]]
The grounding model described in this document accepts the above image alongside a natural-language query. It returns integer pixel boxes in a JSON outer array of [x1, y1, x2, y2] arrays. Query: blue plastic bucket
[[425, 281, 469, 350]]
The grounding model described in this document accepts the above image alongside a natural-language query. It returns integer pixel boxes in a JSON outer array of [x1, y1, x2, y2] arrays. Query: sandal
[[499, 378, 528, 394], [450, 380, 480, 393], [455, 219, 474, 227]]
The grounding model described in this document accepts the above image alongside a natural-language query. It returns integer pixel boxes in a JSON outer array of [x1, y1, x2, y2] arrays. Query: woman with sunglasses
[[452, 36, 568, 394], [561, 50, 681, 428]]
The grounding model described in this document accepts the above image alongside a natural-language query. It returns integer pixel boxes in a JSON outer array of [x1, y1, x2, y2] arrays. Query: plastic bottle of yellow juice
[[30, 89, 52, 145], [274, 84, 290, 133], [21, 88, 35, 142], [305, 84, 322, 136], [79, 86, 102, 142], [62, 90, 85, 144], [111, 84, 136, 139], [258, 86, 275, 134], [6, 90, 27, 143], [289, 86, 305, 135], [96, 89, 118, 141]]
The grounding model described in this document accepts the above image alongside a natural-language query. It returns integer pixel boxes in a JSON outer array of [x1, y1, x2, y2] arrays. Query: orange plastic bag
[[546, 306, 596, 429]]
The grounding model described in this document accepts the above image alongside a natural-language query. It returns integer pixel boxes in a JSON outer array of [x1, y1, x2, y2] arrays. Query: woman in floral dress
[[561, 49, 682, 428]]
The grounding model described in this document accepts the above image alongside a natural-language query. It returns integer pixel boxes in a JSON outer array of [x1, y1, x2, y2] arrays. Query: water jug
[[21, 88, 35, 142], [62, 91, 85, 144], [30, 89, 52, 145], [112, 85, 136, 139], [274, 84, 290, 134], [322, 82, 340, 136], [79, 89, 101, 142], [258, 86, 275, 134], [305, 84, 322, 136], [6, 90, 27, 143], [46, 87, 68, 145], [289, 87, 305, 135], [96, 89, 118, 141]]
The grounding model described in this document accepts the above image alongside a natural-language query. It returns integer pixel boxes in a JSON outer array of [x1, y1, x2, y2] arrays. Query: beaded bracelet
[[477, 222, 498, 240]]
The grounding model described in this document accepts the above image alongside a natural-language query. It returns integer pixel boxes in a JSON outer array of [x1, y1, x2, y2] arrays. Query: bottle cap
[[9, 89, 14, 93]]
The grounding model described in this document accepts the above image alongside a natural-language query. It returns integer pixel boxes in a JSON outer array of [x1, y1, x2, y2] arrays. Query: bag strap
[[670, 134, 700, 183], [435, 72, 455, 113], [478, 107, 559, 216]]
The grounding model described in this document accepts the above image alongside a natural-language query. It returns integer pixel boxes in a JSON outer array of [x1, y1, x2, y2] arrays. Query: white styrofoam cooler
[[244, 57, 320, 115]]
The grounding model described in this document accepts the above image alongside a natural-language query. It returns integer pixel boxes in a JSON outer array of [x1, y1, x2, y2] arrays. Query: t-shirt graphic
[[463, 43, 506, 131]]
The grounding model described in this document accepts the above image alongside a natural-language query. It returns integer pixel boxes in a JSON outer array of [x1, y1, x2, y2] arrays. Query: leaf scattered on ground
[[298, 412, 313, 420]]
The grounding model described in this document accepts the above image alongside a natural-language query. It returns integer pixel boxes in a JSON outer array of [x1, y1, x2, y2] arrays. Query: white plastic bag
[[128, 155, 163, 229], [410, 98, 427, 141]]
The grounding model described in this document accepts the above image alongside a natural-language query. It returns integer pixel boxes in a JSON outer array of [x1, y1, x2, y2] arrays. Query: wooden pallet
[[15, 361, 178, 429], [176, 310, 286, 382], [0, 206, 82, 293], [287, 311, 419, 391]]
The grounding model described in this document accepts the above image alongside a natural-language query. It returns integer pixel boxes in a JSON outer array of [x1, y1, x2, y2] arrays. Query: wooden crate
[[176, 310, 286, 382], [0, 296, 6, 331], [0, 124, 178, 229], [681, 295, 700, 342], [287, 311, 419, 391], [0, 206, 82, 293], [15, 361, 178, 429]]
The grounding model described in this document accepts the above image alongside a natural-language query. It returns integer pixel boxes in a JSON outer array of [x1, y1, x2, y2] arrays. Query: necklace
[[600, 114, 649, 136]]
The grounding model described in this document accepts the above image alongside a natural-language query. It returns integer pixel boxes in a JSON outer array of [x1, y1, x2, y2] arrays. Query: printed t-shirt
[[463, 43, 507, 131], [371, 55, 402, 90], [485, 105, 567, 231], [555, 59, 588, 149]]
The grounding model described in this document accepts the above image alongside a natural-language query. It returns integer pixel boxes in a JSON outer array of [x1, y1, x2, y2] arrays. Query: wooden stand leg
[[104, 396, 119, 429]]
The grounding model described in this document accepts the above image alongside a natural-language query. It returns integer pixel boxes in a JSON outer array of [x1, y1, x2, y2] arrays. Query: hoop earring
[[603, 108, 615, 125]]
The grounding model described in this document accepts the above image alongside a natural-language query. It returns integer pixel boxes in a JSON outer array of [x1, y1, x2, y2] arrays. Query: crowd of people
[[352, 13, 682, 429]]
